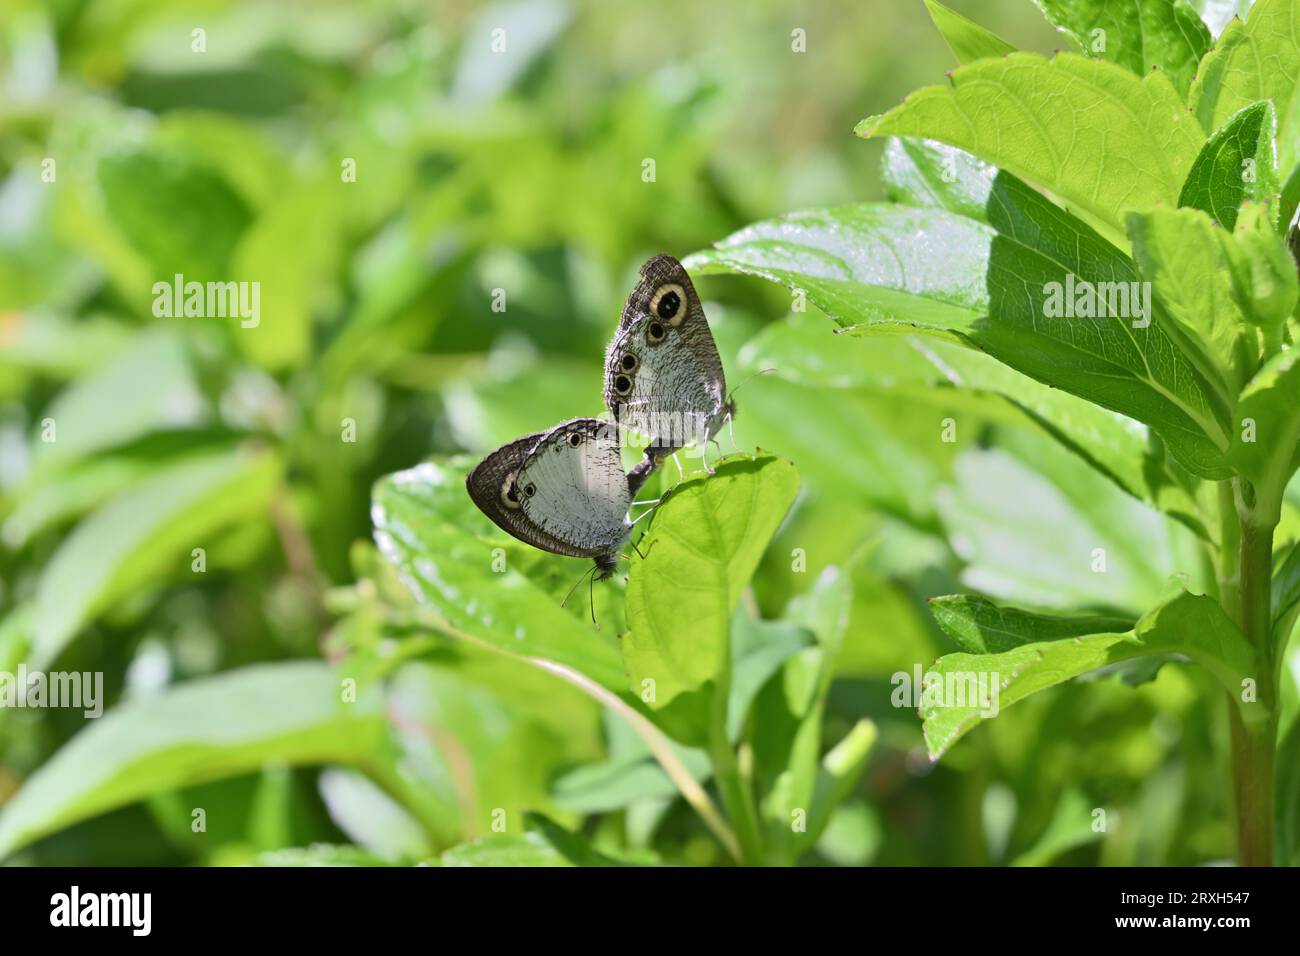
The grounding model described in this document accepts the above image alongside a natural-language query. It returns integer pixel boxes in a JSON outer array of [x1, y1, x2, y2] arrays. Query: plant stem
[[708, 660, 765, 865], [1221, 479, 1277, 866]]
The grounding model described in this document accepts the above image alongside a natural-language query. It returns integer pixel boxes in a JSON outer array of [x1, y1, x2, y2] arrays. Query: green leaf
[[857, 52, 1206, 230], [32, 447, 281, 668], [1032, 0, 1212, 97], [1191, 0, 1300, 178], [371, 458, 628, 691], [687, 177, 1234, 479], [912, 337, 1212, 538], [29, 328, 206, 474], [318, 767, 433, 862], [252, 845, 395, 867], [1178, 101, 1279, 230], [1009, 787, 1103, 866], [1221, 202, 1300, 352], [923, 0, 1016, 64], [727, 610, 815, 740], [622, 454, 799, 711], [938, 433, 1205, 614], [0, 662, 386, 861], [921, 588, 1258, 758], [551, 750, 711, 813], [930, 595, 1135, 654], [801, 719, 878, 852], [1127, 207, 1248, 388], [881, 137, 996, 223], [98, 149, 252, 282], [438, 813, 639, 867], [230, 183, 341, 370], [1231, 349, 1300, 517]]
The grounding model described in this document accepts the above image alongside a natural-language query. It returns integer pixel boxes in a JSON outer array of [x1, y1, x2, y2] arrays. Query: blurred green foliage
[[1, 0, 1287, 866]]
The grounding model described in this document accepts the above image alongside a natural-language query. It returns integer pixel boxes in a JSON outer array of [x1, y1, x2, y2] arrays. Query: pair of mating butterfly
[[466, 254, 732, 584]]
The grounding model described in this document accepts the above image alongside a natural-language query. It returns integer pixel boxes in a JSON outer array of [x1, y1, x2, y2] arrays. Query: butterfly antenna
[[725, 367, 777, 407], [588, 572, 599, 630], [560, 565, 598, 610]]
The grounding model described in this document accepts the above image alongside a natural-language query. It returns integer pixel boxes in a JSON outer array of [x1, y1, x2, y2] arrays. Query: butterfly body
[[466, 418, 630, 578]]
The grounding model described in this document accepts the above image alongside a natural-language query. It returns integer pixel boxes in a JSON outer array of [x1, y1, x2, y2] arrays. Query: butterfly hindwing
[[466, 418, 630, 559]]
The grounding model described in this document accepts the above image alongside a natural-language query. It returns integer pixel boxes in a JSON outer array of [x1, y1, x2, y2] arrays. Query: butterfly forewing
[[604, 254, 727, 452]]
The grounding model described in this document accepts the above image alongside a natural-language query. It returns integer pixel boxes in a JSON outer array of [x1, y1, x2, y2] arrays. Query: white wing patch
[[517, 425, 630, 554]]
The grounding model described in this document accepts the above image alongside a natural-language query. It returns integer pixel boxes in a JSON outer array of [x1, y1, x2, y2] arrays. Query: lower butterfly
[[466, 417, 634, 580]]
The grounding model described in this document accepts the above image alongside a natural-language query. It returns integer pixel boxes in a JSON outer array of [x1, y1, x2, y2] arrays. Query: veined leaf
[[1032, 0, 1212, 97], [32, 446, 281, 668], [1190, 0, 1300, 177], [622, 455, 799, 710], [1127, 207, 1249, 389], [930, 595, 1135, 654], [924, 0, 1016, 64], [938, 437, 1204, 613], [1178, 101, 1279, 230], [0, 662, 386, 861], [857, 52, 1206, 230], [687, 176, 1235, 478], [921, 588, 1259, 757]]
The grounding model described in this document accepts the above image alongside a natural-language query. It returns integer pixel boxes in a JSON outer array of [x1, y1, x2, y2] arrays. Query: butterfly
[[465, 417, 632, 580], [603, 255, 731, 475]]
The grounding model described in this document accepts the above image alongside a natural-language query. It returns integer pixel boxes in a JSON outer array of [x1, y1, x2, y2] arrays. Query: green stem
[[708, 674, 765, 865], [1220, 479, 1277, 867]]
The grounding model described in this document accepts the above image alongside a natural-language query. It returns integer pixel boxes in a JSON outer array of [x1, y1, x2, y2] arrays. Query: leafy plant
[[4, 0, 1297, 869], [686, 0, 1300, 865]]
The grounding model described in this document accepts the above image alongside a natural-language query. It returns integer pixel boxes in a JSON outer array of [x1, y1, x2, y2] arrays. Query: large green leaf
[[921, 588, 1258, 757], [622, 455, 799, 710], [32, 446, 281, 668], [1032, 0, 1212, 97], [0, 662, 387, 861], [857, 52, 1206, 230], [923, 0, 1016, 64], [877, 139, 1210, 531], [1190, 0, 1300, 177], [1178, 101, 1279, 230], [687, 176, 1234, 479], [938, 433, 1204, 614]]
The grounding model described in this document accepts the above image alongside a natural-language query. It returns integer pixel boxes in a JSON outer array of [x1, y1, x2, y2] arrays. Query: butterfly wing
[[466, 419, 630, 558], [605, 255, 726, 449]]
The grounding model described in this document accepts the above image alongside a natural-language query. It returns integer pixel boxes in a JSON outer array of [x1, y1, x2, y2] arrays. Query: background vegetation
[[1, 0, 1291, 866]]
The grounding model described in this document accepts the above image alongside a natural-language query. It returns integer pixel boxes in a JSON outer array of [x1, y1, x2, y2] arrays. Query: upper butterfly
[[603, 255, 731, 471], [466, 418, 631, 579]]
